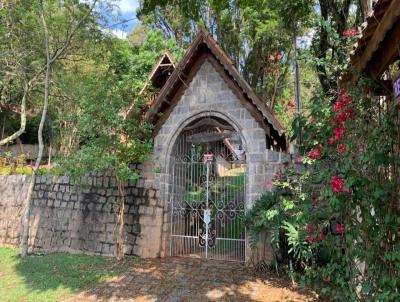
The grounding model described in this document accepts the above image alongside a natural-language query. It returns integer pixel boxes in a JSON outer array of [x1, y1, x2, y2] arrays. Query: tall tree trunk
[[21, 0, 51, 257], [292, 19, 301, 114], [116, 175, 126, 260], [292, 18, 302, 144], [19, 0, 98, 257], [315, 0, 331, 93]]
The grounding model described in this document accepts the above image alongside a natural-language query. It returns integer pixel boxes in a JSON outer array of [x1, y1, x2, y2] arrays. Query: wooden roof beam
[[352, 0, 400, 82], [367, 19, 400, 79]]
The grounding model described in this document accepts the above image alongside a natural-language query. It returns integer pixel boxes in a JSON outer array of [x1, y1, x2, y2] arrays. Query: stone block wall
[[0, 175, 31, 247], [248, 149, 296, 265], [264, 149, 292, 190], [0, 58, 294, 263], [0, 164, 160, 257]]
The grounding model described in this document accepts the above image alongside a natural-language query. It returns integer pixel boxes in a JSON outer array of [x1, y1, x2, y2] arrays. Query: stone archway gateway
[[134, 29, 289, 263], [169, 116, 247, 261]]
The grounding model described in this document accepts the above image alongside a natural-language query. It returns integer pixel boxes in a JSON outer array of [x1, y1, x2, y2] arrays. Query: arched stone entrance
[[149, 66, 274, 262], [151, 103, 270, 262], [168, 115, 247, 261], [136, 32, 287, 262]]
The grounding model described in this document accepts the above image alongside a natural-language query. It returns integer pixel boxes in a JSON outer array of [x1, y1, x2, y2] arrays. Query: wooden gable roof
[[140, 51, 176, 95], [343, 0, 400, 83], [145, 30, 286, 147]]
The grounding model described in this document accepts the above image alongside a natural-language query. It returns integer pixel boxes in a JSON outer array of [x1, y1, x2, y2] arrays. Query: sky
[[101, 0, 140, 39], [102, 0, 354, 44]]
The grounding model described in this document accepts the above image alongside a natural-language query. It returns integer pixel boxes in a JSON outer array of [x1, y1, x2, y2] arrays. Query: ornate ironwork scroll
[[169, 117, 246, 262]]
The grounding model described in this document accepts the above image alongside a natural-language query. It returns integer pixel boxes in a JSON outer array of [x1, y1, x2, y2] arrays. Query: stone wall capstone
[[0, 164, 159, 256]]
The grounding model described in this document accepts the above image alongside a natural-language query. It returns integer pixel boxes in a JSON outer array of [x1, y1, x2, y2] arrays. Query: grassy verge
[[0, 247, 138, 302]]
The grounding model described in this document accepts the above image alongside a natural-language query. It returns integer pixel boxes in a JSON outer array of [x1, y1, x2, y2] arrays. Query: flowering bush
[[309, 148, 321, 159], [331, 175, 345, 193], [247, 83, 400, 301], [342, 27, 358, 37]]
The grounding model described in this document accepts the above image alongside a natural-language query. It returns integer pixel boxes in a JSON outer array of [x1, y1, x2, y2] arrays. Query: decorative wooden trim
[[151, 52, 208, 137], [147, 30, 286, 140], [145, 34, 204, 122], [350, 0, 400, 82], [368, 23, 400, 79], [140, 51, 176, 96]]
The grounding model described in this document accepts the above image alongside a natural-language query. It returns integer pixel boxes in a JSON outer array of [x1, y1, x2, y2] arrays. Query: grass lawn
[[0, 247, 138, 302]]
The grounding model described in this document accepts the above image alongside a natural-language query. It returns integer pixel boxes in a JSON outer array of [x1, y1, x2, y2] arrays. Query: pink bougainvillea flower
[[331, 175, 345, 193], [266, 180, 273, 190], [295, 156, 303, 164], [269, 54, 275, 61], [318, 231, 325, 241], [307, 234, 313, 244], [346, 108, 355, 118], [335, 223, 346, 234], [273, 171, 281, 179], [335, 112, 347, 123], [344, 95, 352, 104], [337, 144, 345, 154], [334, 126, 345, 141], [328, 138, 335, 146], [333, 99, 345, 112], [309, 149, 321, 160], [342, 27, 357, 37], [338, 89, 346, 97]]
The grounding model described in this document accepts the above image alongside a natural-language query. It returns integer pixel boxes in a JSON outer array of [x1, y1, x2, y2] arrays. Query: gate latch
[[204, 209, 211, 224]]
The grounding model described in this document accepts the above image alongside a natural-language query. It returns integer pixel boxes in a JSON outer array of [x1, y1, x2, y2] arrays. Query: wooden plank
[[352, 0, 400, 81], [151, 52, 208, 137], [146, 32, 205, 122], [367, 19, 400, 78], [184, 117, 234, 131], [186, 131, 231, 144], [215, 127, 238, 158]]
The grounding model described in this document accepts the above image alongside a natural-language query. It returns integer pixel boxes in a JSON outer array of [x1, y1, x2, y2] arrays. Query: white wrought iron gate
[[169, 155, 246, 262]]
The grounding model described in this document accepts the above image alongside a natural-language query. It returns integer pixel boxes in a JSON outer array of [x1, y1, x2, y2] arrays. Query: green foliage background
[[1, 0, 399, 299]]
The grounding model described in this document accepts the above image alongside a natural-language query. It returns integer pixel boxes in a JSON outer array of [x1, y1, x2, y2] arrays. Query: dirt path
[[66, 257, 317, 302]]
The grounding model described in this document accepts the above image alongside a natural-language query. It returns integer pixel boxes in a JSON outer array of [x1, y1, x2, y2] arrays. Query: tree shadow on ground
[[62, 257, 318, 302], [7, 248, 138, 301]]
